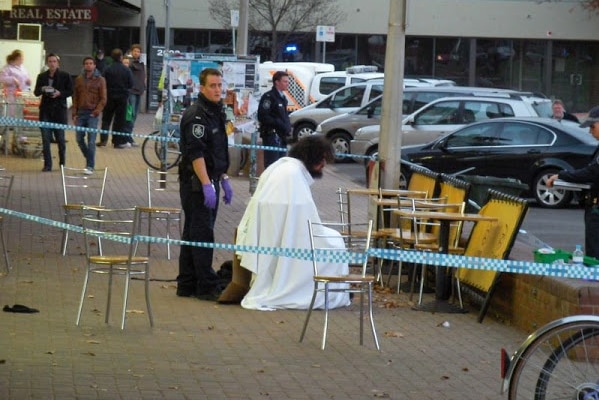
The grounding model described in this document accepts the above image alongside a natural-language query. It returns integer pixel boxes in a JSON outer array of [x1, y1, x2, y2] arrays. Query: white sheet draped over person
[[235, 137, 350, 311]]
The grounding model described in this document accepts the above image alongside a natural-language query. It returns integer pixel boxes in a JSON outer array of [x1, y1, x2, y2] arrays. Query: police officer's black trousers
[[263, 134, 286, 169], [177, 181, 222, 295], [585, 205, 599, 259]]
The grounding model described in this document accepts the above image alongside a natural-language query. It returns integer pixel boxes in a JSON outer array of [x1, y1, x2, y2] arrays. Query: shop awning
[[99, 0, 141, 13]]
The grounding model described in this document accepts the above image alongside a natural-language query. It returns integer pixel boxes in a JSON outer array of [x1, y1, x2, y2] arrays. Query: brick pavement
[[0, 113, 528, 399]]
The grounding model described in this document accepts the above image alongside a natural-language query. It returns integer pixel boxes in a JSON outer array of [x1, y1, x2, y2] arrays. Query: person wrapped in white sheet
[[235, 136, 350, 310]]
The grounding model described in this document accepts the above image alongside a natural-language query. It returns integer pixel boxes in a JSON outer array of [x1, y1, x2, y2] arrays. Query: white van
[[259, 63, 384, 112], [309, 65, 384, 103], [259, 62, 335, 111]]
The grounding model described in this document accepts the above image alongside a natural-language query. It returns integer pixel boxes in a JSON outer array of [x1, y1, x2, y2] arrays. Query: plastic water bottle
[[572, 244, 584, 265]]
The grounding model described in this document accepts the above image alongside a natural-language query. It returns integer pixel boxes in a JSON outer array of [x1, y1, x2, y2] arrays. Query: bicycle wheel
[[508, 319, 599, 400], [142, 131, 181, 170]]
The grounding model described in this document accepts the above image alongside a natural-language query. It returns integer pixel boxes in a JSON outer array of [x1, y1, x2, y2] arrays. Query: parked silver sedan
[[317, 87, 548, 162], [350, 94, 552, 163]]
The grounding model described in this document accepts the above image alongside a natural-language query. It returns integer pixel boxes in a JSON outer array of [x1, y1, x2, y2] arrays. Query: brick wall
[[484, 273, 599, 333]]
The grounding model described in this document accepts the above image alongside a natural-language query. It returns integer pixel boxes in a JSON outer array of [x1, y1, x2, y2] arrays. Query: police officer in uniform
[[177, 68, 233, 300], [258, 71, 291, 169], [548, 106, 599, 258]]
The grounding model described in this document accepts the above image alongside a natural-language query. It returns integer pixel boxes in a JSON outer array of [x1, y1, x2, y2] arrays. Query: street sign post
[[231, 10, 239, 55], [316, 25, 335, 63]]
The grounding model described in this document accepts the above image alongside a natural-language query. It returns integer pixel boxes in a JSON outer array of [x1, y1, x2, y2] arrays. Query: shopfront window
[[433, 37, 470, 85]]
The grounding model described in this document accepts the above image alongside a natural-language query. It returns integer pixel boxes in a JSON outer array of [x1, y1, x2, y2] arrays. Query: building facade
[[1, 0, 598, 111]]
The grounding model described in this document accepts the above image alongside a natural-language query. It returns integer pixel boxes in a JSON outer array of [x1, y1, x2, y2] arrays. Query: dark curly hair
[[288, 136, 334, 168]]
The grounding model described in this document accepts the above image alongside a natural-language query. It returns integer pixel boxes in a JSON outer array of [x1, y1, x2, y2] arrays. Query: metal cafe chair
[[76, 206, 153, 330], [0, 171, 14, 274], [60, 166, 108, 256], [136, 168, 182, 259], [300, 219, 380, 350]]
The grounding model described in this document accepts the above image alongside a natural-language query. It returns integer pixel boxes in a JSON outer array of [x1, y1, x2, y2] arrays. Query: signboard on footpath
[[147, 45, 165, 112], [161, 53, 260, 123], [157, 53, 260, 181]]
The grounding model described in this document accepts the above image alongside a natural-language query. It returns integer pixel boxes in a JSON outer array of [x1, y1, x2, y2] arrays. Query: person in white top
[[0, 49, 31, 94]]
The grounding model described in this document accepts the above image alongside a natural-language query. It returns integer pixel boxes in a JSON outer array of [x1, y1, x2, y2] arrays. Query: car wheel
[[293, 123, 315, 142], [330, 132, 352, 163], [533, 169, 572, 208], [399, 171, 409, 189]]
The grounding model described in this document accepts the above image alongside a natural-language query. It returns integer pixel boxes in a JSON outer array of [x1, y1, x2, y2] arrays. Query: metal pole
[[322, 42, 326, 63], [232, 27, 236, 55], [237, 0, 249, 56], [236, 0, 256, 193], [160, 0, 171, 173], [139, 0, 147, 113], [378, 0, 406, 190], [164, 0, 171, 51]]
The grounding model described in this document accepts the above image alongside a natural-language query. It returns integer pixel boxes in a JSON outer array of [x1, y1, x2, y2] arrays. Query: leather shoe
[[196, 286, 223, 301], [96, 141, 107, 147], [41, 166, 51, 172], [3, 304, 39, 313], [196, 292, 221, 301]]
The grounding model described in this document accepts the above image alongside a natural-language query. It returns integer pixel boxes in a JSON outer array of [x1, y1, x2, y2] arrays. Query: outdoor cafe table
[[392, 209, 498, 311]]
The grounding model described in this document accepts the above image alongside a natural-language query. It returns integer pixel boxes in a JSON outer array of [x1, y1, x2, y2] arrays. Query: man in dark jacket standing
[[98, 48, 133, 148], [128, 44, 146, 131], [34, 53, 73, 172], [257, 71, 291, 169], [94, 49, 106, 74], [177, 67, 233, 301]]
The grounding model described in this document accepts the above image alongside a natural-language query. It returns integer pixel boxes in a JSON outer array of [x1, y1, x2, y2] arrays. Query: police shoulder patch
[[192, 124, 205, 139], [262, 98, 271, 110]]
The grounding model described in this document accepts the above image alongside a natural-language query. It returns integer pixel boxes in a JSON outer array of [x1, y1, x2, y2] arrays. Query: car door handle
[[527, 149, 541, 154]]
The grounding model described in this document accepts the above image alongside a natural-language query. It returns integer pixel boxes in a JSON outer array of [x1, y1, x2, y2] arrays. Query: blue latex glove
[[202, 183, 217, 209], [221, 179, 233, 205]]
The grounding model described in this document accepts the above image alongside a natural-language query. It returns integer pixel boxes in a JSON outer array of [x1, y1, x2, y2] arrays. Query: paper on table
[[553, 179, 591, 191]]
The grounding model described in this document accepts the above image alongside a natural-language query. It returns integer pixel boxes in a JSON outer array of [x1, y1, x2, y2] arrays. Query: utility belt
[[259, 127, 277, 138], [582, 191, 599, 207]]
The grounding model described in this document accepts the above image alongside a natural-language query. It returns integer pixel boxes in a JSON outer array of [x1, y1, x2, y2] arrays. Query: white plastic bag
[[153, 104, 163, 130]]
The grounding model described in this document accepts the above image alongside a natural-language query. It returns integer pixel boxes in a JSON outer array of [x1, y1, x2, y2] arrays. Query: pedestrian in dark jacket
[[551, 99, 579, 123], [128, 44, 146, 134], [98, 48, 133, 148], [34, 53, 73, 172], [94, 49, 106, 74]]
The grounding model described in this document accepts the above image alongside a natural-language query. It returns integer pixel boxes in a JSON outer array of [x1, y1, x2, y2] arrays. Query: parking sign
[[316, 25, 335, 42]]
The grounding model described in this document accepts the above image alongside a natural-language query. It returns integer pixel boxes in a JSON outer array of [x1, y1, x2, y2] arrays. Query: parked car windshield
[[530, 101, 552, 118], [414, 100, 461, 124], [355, 96, 382, 116]]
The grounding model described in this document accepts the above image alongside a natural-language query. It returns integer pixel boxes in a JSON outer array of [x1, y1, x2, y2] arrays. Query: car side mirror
[[327, 96, 339, 109], [367, 106, 374, 118], [437, 138, 450, 151], [318, 97, 332, 108]]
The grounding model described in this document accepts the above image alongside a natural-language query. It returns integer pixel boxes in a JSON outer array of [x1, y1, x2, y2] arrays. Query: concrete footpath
[[0, 113, 528, 400]]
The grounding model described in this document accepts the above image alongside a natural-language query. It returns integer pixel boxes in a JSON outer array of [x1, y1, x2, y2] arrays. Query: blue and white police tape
[[0, 116, 172, 144], [0, 206, 598, 281], [0, 117, 373, 159]]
